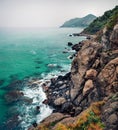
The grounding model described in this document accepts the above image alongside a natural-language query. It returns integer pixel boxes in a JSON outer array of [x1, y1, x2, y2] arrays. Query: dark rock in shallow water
[[72, 42, 83, 52], [0, 79, 5, 86], [35, 66, 40, 69], [34, 60, 42, 64], [72, 33, 80, 36], [67, 42, 73, 46], [5, 80, 23, 90], [42, 99, 48, 105], [56, 72, 71, 81], [21, 96, 33, 104], [69, 34, 73, 37], [32, 121, 38, 127], [5, 90, 24, 103], [9, 74, 19, 81], [5, 114, 21, 130]]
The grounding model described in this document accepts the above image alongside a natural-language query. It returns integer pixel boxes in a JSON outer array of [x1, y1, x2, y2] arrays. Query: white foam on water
[[18, 63, 70, 129], [19, 81, 53, 130]]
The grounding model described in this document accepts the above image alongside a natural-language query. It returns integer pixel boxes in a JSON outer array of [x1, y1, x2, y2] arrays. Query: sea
[[0, 27, 86, 130]]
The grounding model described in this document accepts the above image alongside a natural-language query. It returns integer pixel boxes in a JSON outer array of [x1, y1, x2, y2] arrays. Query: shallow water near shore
[[0, 27, 86, 129]]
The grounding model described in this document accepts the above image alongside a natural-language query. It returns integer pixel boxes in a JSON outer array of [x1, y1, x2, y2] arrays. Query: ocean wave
[[18, 80, 53, 130]]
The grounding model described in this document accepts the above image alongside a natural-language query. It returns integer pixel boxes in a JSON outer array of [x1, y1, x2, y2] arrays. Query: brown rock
[[85, 69, 97, 79], [54, 97, 66, 106], [83, 80, 94, 96], [98, 58, 118, 96], [110, 24, 118, 50], [71, 41, 102, 100], [52, 117, 76, 130], [92, 59, 100, 68], [36, 113, 70, 129], [107, 114, 118, 124]]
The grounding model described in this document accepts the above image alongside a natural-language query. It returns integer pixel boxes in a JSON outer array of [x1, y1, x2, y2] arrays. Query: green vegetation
[[60, 14, 96, 28], [83, 6, 118, 34], [34, 101, 105, 130]]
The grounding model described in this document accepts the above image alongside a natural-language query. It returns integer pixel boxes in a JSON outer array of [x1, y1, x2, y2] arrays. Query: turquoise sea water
[[0, 27, 85, 129]]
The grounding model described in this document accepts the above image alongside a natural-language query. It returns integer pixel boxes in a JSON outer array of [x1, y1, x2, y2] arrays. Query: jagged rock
[[71, 40, 102, 100], [98, 57, 118, 96], [107, 114, 118, 124], [54, 97, 66, 106], [92, 59, 100, 68], [61, 101, 73, 113], [101, 93, 118, 130], [110, 24, 118, 50], [83, 79, 94, 96], [85, 69, 97, 79], [71, 42, 82, 51]]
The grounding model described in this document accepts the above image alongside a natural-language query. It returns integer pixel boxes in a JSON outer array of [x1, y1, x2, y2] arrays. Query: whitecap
[[19, 81, 53, 130]]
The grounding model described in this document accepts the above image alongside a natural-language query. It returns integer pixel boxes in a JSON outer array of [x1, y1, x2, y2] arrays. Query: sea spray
[[19, 80, 53, 130]]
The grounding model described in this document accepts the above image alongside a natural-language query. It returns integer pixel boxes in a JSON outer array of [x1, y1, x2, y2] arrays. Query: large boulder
[[54, 97, 66, 106], [83, 79, 94, 96], [85, 69, 97, 79]]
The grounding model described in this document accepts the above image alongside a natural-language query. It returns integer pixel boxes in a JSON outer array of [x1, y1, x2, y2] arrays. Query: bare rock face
[[85, 69, 98, 79], [110, 24, 118, 50], [83, 79, 94, 96], [101, 93, 118, 130], [54, 97, 66, 106], [101, 23, 118, 50], [98, 58, 118, 96], [71, 40, 102, 100]]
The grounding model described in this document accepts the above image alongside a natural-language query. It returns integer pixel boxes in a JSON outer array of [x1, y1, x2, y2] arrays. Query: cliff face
[[30, 21, 118, 130], [101, 23, 118, 50]]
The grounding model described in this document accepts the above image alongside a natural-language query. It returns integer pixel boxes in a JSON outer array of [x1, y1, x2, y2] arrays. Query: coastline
[[29, 23, 118, 130]]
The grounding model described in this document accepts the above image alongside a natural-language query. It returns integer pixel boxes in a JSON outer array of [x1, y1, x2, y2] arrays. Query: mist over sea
[[0, 27, 85, 129]]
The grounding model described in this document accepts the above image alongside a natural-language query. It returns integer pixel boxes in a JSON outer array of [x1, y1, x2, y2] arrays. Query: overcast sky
[[0, 0, 117, 27]]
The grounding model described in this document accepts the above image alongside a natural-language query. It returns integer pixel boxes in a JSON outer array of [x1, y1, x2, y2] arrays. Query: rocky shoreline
[[3, 23, 118, 130], [29, 23, 118, 130]]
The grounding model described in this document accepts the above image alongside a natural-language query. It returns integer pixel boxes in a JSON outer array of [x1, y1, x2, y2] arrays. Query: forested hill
[[82, 6, 118, 34], [60, 14, 96, 28]]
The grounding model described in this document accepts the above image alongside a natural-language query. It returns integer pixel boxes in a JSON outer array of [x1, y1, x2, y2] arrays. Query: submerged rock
[[5, 90, 24, 103]]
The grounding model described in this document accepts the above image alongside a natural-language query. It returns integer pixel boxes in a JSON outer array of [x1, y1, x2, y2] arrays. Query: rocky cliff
[[29, 20, 118, 130]]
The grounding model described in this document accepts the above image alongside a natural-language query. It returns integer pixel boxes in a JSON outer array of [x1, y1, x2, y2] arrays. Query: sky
[[0, 0, 117, 27]]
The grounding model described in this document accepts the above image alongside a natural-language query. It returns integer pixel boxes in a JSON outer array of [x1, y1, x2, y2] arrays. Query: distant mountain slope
[[82, 6, 118, 34], [60, 14, 96, 28]]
